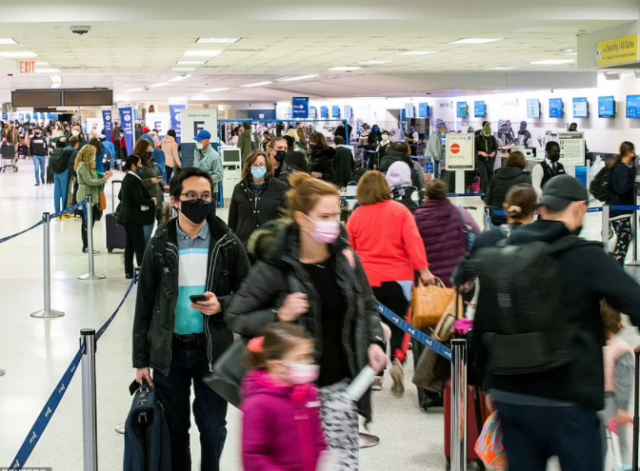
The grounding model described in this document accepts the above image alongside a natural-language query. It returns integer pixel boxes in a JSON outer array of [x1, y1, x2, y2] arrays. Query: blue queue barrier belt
[[377, 303, 452, 361], [8, 277, 137, 471], [0, 202, 84, 245]]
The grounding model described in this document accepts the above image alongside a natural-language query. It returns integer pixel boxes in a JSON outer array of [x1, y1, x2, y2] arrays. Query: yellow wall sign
[[596, 35, 639, 67]]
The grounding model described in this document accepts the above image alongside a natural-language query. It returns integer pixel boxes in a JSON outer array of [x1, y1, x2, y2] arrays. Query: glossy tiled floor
[[0, 159, 638, 470]]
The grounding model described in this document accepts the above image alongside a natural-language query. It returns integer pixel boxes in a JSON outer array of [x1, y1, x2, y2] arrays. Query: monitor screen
[[63, 89, 113, 106], [549, 98, 563, 118], [573, 97, 588, 118], [527, 99, 540, 119], [599, 96, 615, 118], [474, 101, 486, 118], [456, 102, 468, 119], [627, 95, 640, 118], [12, 90, 63, 107], [222, 148, 241, 163], [418, 103, 429, 118]]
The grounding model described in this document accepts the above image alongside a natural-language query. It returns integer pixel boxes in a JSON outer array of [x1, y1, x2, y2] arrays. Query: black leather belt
[[173, 333, 206, 344]]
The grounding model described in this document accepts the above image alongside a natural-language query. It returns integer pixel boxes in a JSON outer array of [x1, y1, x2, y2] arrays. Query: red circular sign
[[451, 143, 461, 154]]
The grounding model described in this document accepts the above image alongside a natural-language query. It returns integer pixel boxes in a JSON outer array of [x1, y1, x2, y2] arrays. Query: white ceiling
[[0, 0, 636, 101]]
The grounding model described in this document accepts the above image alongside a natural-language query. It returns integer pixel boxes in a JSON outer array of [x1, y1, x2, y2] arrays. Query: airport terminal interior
[[5, 1, 640, 470]]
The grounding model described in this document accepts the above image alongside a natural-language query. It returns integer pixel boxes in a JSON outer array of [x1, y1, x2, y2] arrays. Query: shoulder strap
[[546, 236, 601, 255]]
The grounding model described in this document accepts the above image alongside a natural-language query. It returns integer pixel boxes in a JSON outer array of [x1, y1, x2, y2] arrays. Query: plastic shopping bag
[[474, 411, 508, 470]]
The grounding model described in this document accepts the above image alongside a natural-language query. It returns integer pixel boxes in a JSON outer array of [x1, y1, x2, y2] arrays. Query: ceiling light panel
[[172, 67, 196, 71], [184, 50, 221, 57], [148, 82, 169, 88], [50, 75, 62, 83], [240, 81, 273, 87], [176, 61, 206, 65], [449, 38, 504, 45], [36, 68, 61, 73], [277, 74, 319, 82], [196, 38, 240, 44], [398, 51, 437, 56], [328, 66, 361, 71], [203, 88, 230, 92], [0, 38, 18, 45], [359, 60, 391, 65], [530, 59, 574, 65], [168, 74, 191, 82], [0, 51, 37, 58]]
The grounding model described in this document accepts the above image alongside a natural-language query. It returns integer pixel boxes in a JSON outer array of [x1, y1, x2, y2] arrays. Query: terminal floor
[[0, 159, 639, 470]]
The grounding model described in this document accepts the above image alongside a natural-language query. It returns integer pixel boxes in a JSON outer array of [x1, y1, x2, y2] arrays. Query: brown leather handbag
[[411, 278, 456, 331]]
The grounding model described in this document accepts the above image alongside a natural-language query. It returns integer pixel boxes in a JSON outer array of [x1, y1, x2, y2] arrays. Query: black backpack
[[49, 147, 71, 174], [590, 166, 612, 202], [474, 237, 592, 375]]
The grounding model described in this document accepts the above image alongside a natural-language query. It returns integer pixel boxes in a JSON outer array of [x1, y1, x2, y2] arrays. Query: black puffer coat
[[485, 167, 531, 224], [379, 149, 421, 188], [390, 185, 423, 213], [228, 177, 288, 246], [226, 221, 385, 422], [310, 147, 336, 183]]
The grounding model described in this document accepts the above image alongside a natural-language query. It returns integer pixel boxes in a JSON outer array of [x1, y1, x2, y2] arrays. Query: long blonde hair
[[75, 145, 97, 171]]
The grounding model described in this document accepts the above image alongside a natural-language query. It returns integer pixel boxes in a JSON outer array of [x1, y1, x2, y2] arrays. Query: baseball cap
[[194, 130, 212, 142], [540, 175, 588, 212]]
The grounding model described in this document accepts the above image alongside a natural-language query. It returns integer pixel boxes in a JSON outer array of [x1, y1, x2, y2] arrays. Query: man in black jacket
[[475, 122, 498, 194], [332, 136, 355, 187], [379, 141, 421, 188], [471, 176, 640, 471], [132, 168, 250, 471]]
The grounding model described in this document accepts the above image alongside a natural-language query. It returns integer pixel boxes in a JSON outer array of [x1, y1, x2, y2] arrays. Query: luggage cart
[[0, 142, 18, 172]]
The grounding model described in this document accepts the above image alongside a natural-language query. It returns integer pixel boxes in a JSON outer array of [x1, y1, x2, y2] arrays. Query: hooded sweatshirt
[[242, 370, 326, 471], [485, 167, 531, 223]]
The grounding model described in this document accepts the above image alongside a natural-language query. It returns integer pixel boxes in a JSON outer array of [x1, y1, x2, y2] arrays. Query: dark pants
[[153, 339, 228, 471], [81, 204, 98, 251], [166, 165, 175, 183], [372, 282, 410, 362], [123, 223, 146, 275], [477, 156, 494, 194], [495, 402, 602, 471]]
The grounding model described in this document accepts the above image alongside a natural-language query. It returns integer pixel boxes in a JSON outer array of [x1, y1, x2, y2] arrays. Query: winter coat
[[310, 147, 336, 183], [608, 163, 637, 218], [242, 370, 326, 471], [333, 145, 355, 187], [118, 173, 156, 226], [239, 130, 254, 161], [379, 149, 421, 188], [226, 221, 385, 422], [142, 134, 165, 179], [76, 162, 106, 205], [138, 161, 164, 208], [486, 167, 531, 224], [161, 135, 181, 169], [132, 216, 251, 375], [228, 178, 288, 246], [194, 145, 223, 193], [414, 200, 467, 287], [391, 186, 422, 213], [475, 134, 498, 158], [426, 132, 445, 160]]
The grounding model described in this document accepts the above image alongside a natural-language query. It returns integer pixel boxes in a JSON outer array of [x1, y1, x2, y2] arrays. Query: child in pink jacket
[[241, 323, 327, 471]]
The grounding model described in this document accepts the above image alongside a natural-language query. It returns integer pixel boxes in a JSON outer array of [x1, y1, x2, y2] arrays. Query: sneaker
[[35, 183, 40, 187], [61, 214, 72, 219], [82, 248, 100, 255], [390, 359, 405, 395], [372, 376, 384, 391]]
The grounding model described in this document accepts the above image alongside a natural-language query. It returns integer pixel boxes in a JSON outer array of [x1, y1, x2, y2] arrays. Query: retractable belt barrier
[[8, 277, 137, 471], [0, 202, 82, 245]]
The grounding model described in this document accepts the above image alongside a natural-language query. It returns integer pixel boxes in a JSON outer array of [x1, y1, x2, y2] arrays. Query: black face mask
[[274, 150, 287, 163], [548, 151, 560, 162], [180, 199, 211, 224]]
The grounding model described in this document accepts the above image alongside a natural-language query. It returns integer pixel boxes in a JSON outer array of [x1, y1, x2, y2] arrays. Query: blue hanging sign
[[331, 106, 341, 118], [292, 97, 310, 118], [320, 106, 329, 118], [102, 109, 113, 141], [418, 103, 429, 118], [118, 103, 135, 155], [309, 106, 317, 118], [344, 105, 353, 119], [405, 103, 415, 118]]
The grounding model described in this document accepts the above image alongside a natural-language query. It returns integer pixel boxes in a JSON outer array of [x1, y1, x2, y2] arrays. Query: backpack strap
[[546, 236, 602, 255]]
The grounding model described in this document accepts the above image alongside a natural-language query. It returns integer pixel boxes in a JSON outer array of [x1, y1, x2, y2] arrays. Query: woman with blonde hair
[[228, 150, 288, 246], [228, 172, 387, 471], [75, 145, 113, 253], [347, 170, 434, 394], [296, 126, 308, 151]]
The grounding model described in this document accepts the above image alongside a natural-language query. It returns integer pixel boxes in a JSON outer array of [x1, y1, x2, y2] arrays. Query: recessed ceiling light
[[184, 50, 221, 57], [148, 82, 169, 88], [0, 38, 17, 45], [50, 83, 61, 89], [36, 68, 61, 73], [277, 74, 319, 82], [169, 74, 191, 82], [240, 81, 273, 87], [358, 60, 391, 65], [172, 67, 196, 71], [449, 38, 504, 45], [485, 66, 518, 70], [176, 60, 206, 65], [50, 75, 62, 84], [328, 66, 361, 71], [203, 88, 230, 92], [126, 88, 144, 92], [530, 59, 575, 65], [35, 61, 50, 66], [0, 51, 37, 58], [563, 48, 578, 56], [398, 51, 437, 56], [196, 38, 240, 44]]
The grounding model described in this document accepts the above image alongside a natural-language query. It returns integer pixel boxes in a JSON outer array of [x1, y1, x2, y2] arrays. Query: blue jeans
[[143, 224, 154, 245], [33, 155, 45, 184], [495, 401, 602, 471], [153, 340, 228, 471], [53, 170, 70, 213]]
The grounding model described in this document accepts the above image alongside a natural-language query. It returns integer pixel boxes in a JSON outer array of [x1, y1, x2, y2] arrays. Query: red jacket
[[242, 370, 326, 471], [347, 199, 428, 287]]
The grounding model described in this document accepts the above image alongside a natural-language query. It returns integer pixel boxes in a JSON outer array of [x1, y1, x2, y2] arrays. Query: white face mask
[[72, 130, 80, 137], [196, 142, 204, 150]]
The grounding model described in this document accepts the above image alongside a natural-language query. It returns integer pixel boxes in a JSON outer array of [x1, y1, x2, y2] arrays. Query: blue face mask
[[251, 167, 267, 180]]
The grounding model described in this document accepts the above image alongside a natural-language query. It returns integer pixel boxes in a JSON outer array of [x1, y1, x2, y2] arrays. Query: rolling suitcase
[[46, 164, 54, 184], [106, 180, 127, 253], [444, 384, 488, 470]]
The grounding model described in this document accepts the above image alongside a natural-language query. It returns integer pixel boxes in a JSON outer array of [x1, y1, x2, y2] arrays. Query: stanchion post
[[81, 329, 98, 471], [78, 196, 106, 280], [626, 185, 640, 265], [31, 212, 64, 318], [450, 339, 468, 471], [601, 205, 610, 250]]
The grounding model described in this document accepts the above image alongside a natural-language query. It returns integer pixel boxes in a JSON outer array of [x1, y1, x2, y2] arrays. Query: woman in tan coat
[[160, 129, 181, 181]]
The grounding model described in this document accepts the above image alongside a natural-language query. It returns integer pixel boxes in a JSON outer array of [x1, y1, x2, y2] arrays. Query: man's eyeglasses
[[181, 192, 213, 203]]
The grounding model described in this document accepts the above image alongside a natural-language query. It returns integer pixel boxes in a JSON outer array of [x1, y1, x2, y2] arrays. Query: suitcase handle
[[111, 180, 123, 211]]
